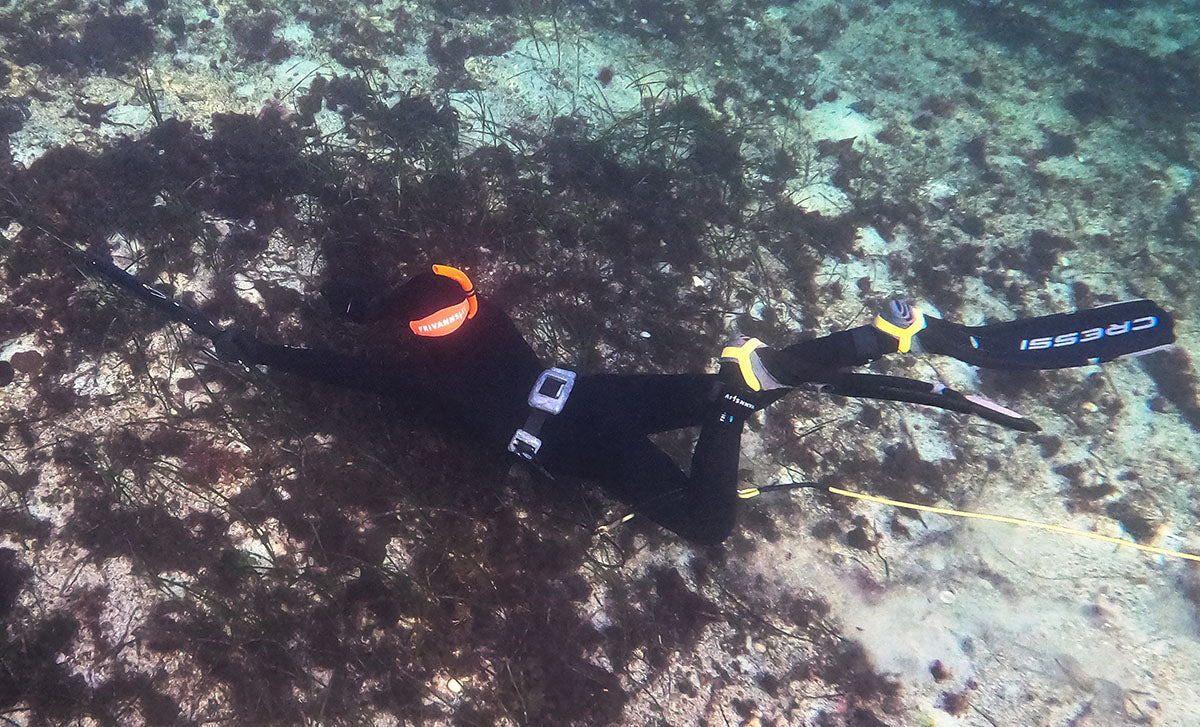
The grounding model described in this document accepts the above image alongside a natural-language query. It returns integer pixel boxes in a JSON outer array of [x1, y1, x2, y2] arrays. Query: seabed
[[1, 1, 1198, 725]]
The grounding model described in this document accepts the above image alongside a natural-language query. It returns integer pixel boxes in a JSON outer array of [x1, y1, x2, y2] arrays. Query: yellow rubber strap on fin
[[873, 308, 926, 353], [720, 337, 765, 391]]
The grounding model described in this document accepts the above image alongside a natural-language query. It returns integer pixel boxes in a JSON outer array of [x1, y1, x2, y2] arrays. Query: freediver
[[205, 263, 1175, 544], [70, 255, 1176, 544]]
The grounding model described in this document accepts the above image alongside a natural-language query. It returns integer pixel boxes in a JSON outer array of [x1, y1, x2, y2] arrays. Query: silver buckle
[[507, 429, 542, 459]]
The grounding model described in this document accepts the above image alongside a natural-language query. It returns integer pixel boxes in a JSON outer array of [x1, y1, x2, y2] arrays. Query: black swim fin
[[915, 299, 1175, 370], [821, 371, 1040, 431]]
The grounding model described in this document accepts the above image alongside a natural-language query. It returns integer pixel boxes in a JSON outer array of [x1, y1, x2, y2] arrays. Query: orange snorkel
[[409, 265, 478, 337]]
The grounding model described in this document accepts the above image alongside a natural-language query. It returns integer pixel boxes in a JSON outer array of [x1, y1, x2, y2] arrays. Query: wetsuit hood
[[402, 265, 477, 337]]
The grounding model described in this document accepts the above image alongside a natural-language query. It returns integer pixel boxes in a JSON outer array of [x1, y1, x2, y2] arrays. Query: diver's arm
[[321, 283, 413, 324], [250, 343, 389, 391], [215, 330, 421, 395]]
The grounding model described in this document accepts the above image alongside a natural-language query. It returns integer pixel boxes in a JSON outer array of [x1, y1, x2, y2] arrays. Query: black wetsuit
[[234, 275, 1176, 545], [76, 252, 1175, 545], [242, 279, 768, 545]]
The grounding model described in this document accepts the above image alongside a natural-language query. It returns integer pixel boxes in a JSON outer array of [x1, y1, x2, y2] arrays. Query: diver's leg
[[541, 429, 739, 545], [743, 328, 885, 387], [727, 302, 928, 388], [542, 365, 765, 544], [756, 299, 1176, 383]]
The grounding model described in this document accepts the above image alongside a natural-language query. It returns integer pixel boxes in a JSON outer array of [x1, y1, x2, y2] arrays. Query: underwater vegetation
[[0, 61, 913, 723], [1, 0, 1198, 724]]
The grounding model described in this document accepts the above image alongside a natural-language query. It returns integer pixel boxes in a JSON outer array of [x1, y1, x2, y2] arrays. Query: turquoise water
[[0, 1, 1197, 725]]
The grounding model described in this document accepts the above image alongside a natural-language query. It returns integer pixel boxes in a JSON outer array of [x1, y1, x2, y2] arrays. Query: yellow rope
[[826, 486, 1200, 563]]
